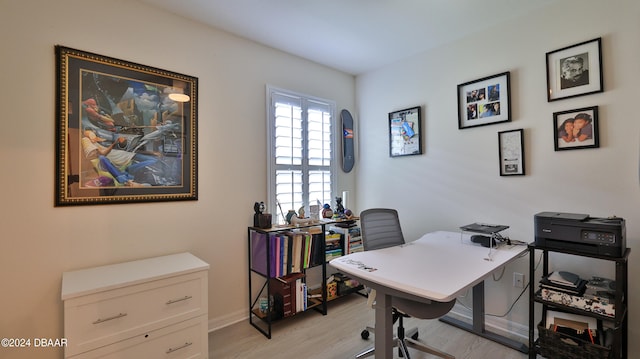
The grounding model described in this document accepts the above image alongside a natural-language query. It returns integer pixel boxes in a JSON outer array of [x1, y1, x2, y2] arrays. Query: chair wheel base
[[361, 330, 370, 340]]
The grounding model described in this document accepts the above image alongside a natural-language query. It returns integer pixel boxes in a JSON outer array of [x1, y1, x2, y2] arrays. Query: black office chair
[[356, 208, 456, 359]]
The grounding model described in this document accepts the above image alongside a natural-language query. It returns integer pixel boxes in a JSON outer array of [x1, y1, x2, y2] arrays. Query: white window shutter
[[267, 86, 335, 224]]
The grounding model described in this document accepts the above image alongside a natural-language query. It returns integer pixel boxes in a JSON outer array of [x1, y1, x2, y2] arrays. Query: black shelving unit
[[528, 244, 629, 358], [248, 223, 329, 339]]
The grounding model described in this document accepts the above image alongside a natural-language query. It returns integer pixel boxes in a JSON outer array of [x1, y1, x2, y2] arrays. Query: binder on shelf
[[251, 231, 268, 276]]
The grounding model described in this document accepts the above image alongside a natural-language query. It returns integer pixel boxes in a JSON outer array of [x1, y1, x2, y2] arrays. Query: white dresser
[[61, 252, 209, 358]]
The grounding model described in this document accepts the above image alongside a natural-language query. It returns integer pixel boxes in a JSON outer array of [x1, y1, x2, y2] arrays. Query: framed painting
[[458, 72, 511, 129], [55, 46, 198, 206], [553, 106, 599, 151], [546, 38, 603, 101], [498, 129, 525, 176], [389, 106, 422, 157]]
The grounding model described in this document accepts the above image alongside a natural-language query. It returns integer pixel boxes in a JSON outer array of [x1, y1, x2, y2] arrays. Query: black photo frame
[[546, 38, 603, 102], [55, 46, 198, 206], [458, 72, 511, 129], [553, 106, 599, 151], [389, 106, 422, 157], [498, 129, 525, 176]]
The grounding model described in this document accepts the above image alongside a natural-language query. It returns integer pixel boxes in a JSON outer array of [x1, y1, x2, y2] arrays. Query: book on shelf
[[251, 229, 323, 278], [291, 232, 302, 273], [325, 248, 342, 261], [329, 225, 362, 255], [251, 231, 268, 276], [548, 271, 582, 287], [325, 232, 342, 250], [270, 272, 305, 318], [274, 234, 281, 277], [296, 281, 308, 312], [349, 240, 363, 253], [539, 276, 587, 296], [346, 226, 363, 254]]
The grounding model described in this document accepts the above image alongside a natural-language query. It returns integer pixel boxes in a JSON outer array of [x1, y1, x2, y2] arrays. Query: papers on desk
[[333, 257, 377, 272]]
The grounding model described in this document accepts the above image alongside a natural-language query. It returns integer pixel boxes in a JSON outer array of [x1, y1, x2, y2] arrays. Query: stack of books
[[538, 271, 615, 317], [325, 232, 343, 261], [539, 271, 587, 296], [329, 226, 363, 254], [269, 272, 310, 318], [251, 229, 325, 278]]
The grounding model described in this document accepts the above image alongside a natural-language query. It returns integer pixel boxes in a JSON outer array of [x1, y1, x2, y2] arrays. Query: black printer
[[534, 212, 626, 258]]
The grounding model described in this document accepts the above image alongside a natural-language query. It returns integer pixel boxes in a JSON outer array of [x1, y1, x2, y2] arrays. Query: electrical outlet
[[513, 272, 525, 288]]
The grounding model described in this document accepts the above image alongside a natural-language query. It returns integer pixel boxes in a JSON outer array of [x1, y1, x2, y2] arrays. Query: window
[[267, 86, 336, 224]]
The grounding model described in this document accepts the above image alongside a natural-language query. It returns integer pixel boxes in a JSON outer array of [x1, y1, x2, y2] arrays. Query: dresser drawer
[[71, 315, 208, 359], [64, 270, 207, 357]]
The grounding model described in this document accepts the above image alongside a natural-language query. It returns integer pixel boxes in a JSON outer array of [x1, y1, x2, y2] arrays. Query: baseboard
[[208, 308, 246, 332], [208, 303, 530, 342], [448, 303, 529, 343]]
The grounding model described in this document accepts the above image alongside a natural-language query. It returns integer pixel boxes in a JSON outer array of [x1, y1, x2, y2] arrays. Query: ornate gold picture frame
[[55, 46, 198, 206]]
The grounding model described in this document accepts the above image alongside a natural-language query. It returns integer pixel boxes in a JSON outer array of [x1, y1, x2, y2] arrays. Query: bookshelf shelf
[[247, 219, 363, 339], [528, 244, 629, 359]]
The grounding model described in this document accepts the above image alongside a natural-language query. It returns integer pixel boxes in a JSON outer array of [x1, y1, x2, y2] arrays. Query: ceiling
[[140, 0, 558, 75]]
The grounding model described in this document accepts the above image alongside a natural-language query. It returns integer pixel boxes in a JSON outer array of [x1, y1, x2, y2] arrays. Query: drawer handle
[[92, 312, 127, 324], [166, 295, 193, 305], [166, 341, 192, 354]]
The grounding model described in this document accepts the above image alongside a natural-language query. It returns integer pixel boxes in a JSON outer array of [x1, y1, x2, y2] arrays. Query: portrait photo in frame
[[498, 129, 525, 176], [458, 72, 511, 129], [389, 106, 422, 157], [55, 46, 198, 206], [553, 106, 599, 151], [546, 38, 603, 102]]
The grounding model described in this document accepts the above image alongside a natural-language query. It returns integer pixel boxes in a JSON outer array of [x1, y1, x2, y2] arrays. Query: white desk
[[330, 231, 528, 358]]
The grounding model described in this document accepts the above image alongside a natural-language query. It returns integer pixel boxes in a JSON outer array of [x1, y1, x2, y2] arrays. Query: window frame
[[266, 85, 337, 224]]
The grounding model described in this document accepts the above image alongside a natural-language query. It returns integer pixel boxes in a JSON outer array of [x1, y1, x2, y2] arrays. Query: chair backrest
[[360, 208, 405, 251]]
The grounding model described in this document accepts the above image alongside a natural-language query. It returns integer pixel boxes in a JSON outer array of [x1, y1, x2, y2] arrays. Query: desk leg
[[374, 293, 393, 359], [472, 281, 485, 333], [440, 281, 529, 354]]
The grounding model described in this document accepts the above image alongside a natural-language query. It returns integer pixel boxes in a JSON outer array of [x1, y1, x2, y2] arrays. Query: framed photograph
[[55, 46, 198, 206], [498, 129, 525, 176], [553, 106, 599, 151], [389, 106, 422, 157], [458, 72, 511, 129], [546, 38, 603, 101]]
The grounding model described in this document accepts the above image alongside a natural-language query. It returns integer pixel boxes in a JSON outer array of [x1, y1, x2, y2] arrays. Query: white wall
[[0, 1, 355, 358], [356, 0, 639, 351], [2, 0, 638, 357]]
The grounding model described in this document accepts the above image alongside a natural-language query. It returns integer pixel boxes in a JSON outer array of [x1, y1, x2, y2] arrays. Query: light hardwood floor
[[209, 294, 529, 358]]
